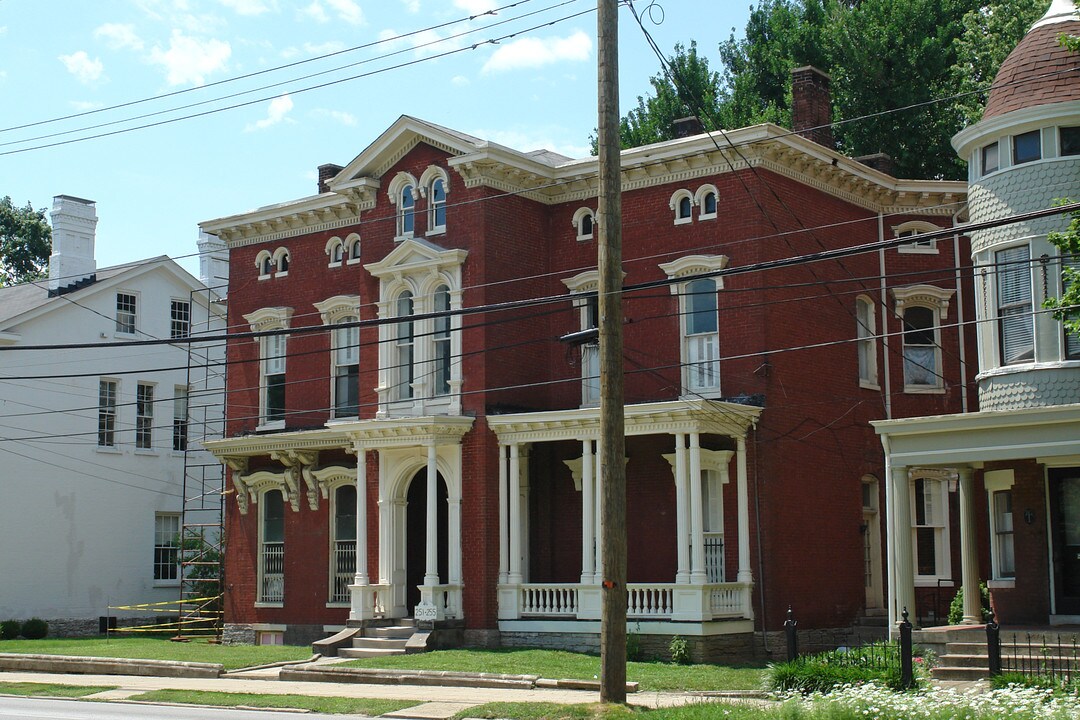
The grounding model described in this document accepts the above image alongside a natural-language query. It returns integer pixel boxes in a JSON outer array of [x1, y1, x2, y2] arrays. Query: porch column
[[499, 443, 509, 584], [958, 467, 981, 624], [508, 443, 522, 584], [736, 436, 752, 584], [674, 433, 690, 584], [355, 447, 368, 585], [689, 432, 706, 584], [424, 443, 439, 586], [892, 464, 916, 625], [581, 439, 595, 584]]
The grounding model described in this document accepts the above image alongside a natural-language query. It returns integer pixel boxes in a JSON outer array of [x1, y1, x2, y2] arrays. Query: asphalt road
[[0, 696, 358, 719]]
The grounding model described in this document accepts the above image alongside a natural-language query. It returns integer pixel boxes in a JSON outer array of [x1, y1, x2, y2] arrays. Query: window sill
[[134, 448, 158, 456], [859, 379, 880, 390], [346, 258, 362, 266], [394, 233, 414, 243], [328, 262, 342, 269], [915, 579, 954, 587], [258, 274, 271, 281], [898, 246, 939, 255], [95, 446, 122, 455], [256, 421, 286, 432], [674, 217, 692, 226], [904, 385, 945, 394], [699, 213, 717, 221], [254, 602, 284, 609], [426, 227, 446, 237], [987, 579, 1015, 589], [325, 602, 350, 609], [154, 580, 181, 588], [577, 234, 594, 242], [114, 331, 137, 340], [274, 272, 289, 278]]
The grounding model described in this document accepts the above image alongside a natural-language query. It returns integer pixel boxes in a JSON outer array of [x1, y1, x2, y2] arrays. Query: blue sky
[[0, 1, 751, 279]]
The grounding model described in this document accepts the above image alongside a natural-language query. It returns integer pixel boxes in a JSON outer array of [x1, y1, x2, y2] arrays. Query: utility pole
[[596, 0, 626, 704]]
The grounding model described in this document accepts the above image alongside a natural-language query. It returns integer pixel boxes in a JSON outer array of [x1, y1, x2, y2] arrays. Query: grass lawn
[[129, 689, 420, 716], [0, 637, 312, 670], [339, 649, 767, 692], [0, 681, 117, 698]]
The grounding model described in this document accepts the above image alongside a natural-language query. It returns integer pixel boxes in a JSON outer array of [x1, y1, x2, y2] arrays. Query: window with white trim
[[659, 255, 728, 396], [982, 141, 999, 175], [399, 185, 415, 237], [98, 379, 118, 447], [572, 207, 595, 241], [136, 382, 154, 449], [259, 490, 285, 603], [255, 250, 274, 278], [701, 467, 724, 582], [895, 221, 940, 254], [330, 484, 356, 604], [333, 318, 360, 418], [244, 307, 293, 428], [1013, 129, 1041, 165], [272, 247, 290, 276], [432, 285, 451, 396], [561, 271, 601, 406], [116, 292, 137, 334], [170, 299, 191, 339], [670, 189, 693, 225], [856, 295, 878, 387], [429, 178, 446, 233], [326, 236, 344, 266], [695, 184, 718, 220], [1062, 126, 1080, 157], [985, 469, 1016, 581], [173, 386, 188, 452], [154, 513, 180, 583], [893, 285, 953, 392], [347, 234, 362, 262], [911, 476, 950, 582], [393, 291, 415, 401], [995, 245, 1034, 365]]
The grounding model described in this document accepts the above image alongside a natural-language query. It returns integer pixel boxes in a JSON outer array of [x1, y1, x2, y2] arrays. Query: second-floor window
[[333, 319, 360, 417], [684, 278, 720, 393], [996, 245, 1034, 365], [394, 292, 415, 401], [263, 333, 287, 424], [98, 379, 118, 447], [171, 300, 191, 339], [136, 383, 154, 449], [856, 296, 877, 387], [173, 386, 188, 452], [116, 292, 137, 334]]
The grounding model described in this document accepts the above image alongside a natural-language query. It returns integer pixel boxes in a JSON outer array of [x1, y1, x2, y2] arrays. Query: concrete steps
[[337, 620, 417, 659]]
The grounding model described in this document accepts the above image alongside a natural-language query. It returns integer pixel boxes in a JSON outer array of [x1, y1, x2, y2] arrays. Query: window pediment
[[659, 255, 729, 294], [892, 284, 954, 317], [243, 306, 293, 332], [314, 295, 362, 324], [364, 237, 467, 280]]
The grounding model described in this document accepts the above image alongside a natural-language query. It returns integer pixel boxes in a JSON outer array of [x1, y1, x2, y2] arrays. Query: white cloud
[[149, 31, 231, 86], [454, 0, 497, 14], [217, 0, 276, 15], [451, 75, 469, 86], [481, 30, 591, 73], [377, 28, 409, 52], [401, 0, 420, 12], [94, 23, 145, 51], [312, 108, 357, 126], [280, 40, 344, 59], [470, 127, 589, 159], [58, 51, 105, 84], [70, 100, 105, 111], [135, 0, 227, 33], [0, 26, 8, 36], [302, 0, 364, 25], [246, 94, 294, 131]]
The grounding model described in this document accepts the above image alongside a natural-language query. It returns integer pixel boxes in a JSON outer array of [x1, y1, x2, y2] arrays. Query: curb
[[0, 653, 222, 679]]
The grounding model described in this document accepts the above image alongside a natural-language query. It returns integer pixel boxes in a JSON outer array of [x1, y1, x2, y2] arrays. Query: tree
[[1044, 206, 1080, 335], [0, 196, 51, 286]]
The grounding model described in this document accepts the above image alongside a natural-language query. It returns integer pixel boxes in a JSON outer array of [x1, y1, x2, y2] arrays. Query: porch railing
[[508, 581, 752, 622], [708, 583, 747, 618], [260, 542, 284, 603], [521, 583, 579, 616], [704, 533, 724, 583], [416, 583, 463, 621], [627, 584, 674, 618], [331, 540, 356, 604]]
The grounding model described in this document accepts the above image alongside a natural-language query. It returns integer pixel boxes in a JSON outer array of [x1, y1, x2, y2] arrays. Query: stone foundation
[[31, 616, 166, 639], [755, 627, 858, 661], [222, 623, 256, 645]]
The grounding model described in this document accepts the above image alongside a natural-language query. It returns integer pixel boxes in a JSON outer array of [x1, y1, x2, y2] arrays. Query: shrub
[[669, 635, 690, 665], [626, 632, 642, 662], [20, 618, 48, 640], [767, 642, 911, 693], [0, 620, 20, 640], [948, 583, 993, 625]]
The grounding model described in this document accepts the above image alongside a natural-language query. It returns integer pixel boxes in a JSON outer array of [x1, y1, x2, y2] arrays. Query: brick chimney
[[672, 116, 705, 139], [48, 195, 98, 295], [318, 163, 343, 194], [791, 66, 834, 149]]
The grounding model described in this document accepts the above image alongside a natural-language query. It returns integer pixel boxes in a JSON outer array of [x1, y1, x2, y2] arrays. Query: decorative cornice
[[206, 198, 367, 248]]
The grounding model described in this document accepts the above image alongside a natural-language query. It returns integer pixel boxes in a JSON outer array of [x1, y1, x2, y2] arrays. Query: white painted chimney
[[48, 195, 98, 294], [197, 230, 229, 291]]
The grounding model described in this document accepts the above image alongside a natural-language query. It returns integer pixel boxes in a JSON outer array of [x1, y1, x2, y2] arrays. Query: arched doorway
[[405, 470, 448, 614]]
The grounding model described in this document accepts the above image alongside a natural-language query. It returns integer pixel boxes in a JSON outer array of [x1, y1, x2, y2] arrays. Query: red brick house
[[202, 72, 973, 657]]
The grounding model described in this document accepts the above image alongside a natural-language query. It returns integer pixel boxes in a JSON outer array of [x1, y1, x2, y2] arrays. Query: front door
[[404, 470, 448, 614], [1049, 469, 1080, 616]]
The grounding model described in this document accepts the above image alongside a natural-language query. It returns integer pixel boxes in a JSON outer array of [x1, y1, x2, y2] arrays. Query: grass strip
[[128, 689, 419, 715], [0, 681, 118, 698], [0, 637, 311, 670], [339, 648, 766, 692], [455, 701, 767, 720]]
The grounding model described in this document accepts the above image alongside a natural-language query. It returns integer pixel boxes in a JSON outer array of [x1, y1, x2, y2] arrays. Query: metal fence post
[[784, 606, 798, 662], [986, 614, 1001, 677], [899, 607, 914, 689]]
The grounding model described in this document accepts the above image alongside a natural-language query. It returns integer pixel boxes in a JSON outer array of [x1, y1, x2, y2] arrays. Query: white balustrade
[[626, 584, 675, 618], [417, 583, 463, 621], [520, 584, 579, 616], [708, 582, 750, 618]]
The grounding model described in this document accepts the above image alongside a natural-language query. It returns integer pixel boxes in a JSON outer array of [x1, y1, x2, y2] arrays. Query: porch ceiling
[[872, 403, 1080, 467], [488, 399, 761, 444]]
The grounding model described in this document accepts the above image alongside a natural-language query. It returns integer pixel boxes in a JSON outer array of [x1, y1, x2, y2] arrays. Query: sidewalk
[[0, 660, 763, 719]]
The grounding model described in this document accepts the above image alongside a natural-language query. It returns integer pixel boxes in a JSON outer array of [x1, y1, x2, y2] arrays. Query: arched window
[[902, 306, 937, 388], [394, 291, 414, 400], [349, 236, 362, 261], [399, 186, 415, 237], [685, 278, 719, 391], [895, 221, 940, 254], [695, 184, 719, 220], [670, 189, 694, 225], [256, 250, 274, 278], [326, 237, 344, 266], [331, 243, 343, 263], [573, 207, 595, 241], [272, 247, 290, 275], [429, 178, 447, 232]]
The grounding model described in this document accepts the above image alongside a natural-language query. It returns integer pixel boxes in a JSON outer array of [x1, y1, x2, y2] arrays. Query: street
[[0, 696, 361, 720]]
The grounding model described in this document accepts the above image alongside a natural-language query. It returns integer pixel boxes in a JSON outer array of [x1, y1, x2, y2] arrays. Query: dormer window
[[572, 207, 595, 242], [670, 189, 694, 225], [695, 184, 718, 220]]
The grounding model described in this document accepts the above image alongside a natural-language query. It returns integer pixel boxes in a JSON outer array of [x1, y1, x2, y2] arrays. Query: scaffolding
[[175, 283, 227, 639]]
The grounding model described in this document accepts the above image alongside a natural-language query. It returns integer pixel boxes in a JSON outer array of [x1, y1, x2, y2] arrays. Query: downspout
[[882, 433, 896, 630], [878, 213, 892, 419], [752, 422, 769, 653], [952, 203, 971, 413]]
